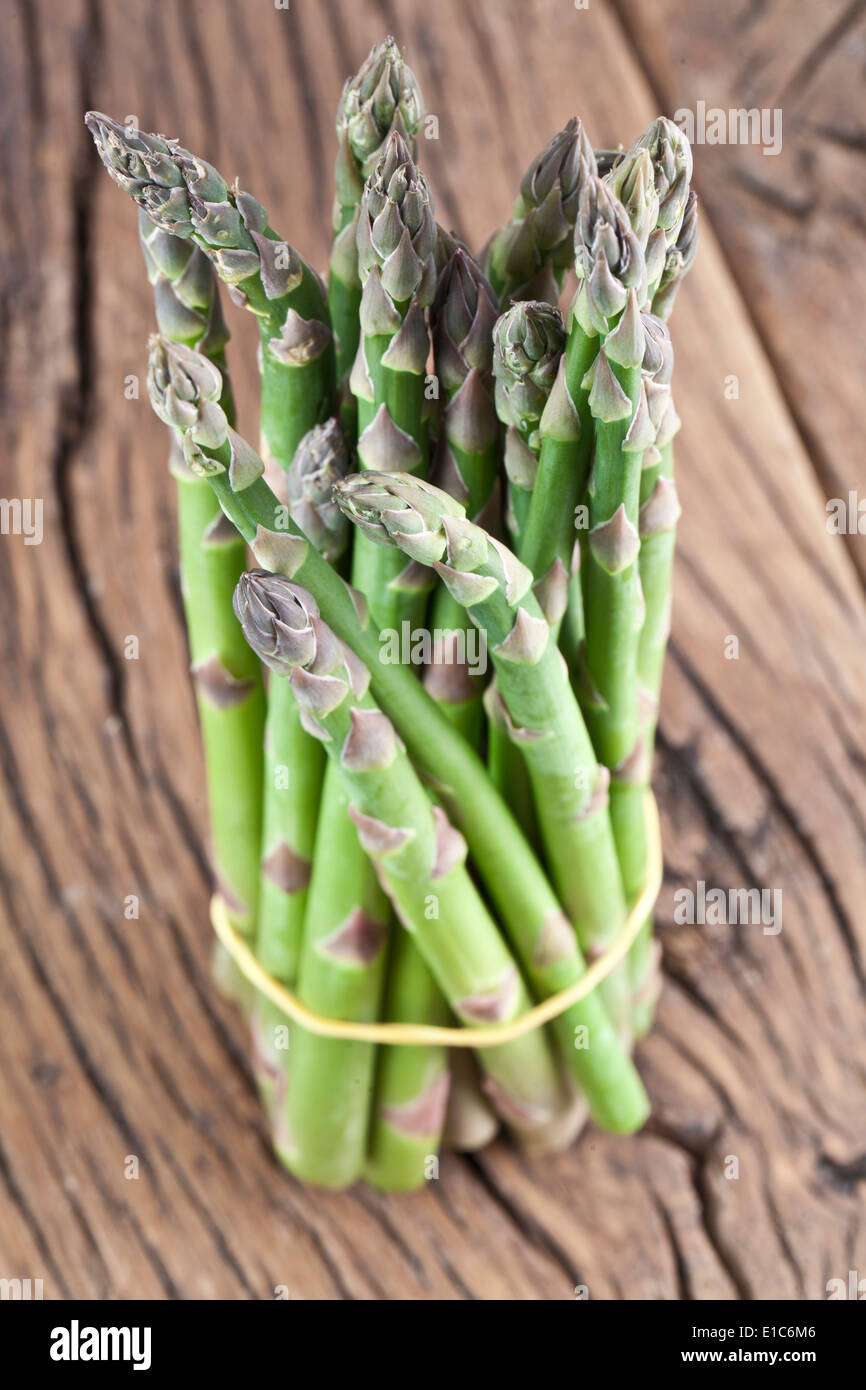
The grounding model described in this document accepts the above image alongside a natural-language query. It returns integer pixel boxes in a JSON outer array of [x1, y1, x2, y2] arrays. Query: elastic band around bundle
[[210, 791, 662, 1048]]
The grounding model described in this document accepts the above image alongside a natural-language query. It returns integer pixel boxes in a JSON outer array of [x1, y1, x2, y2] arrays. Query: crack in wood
[[464, 1152, 585, 1292], [669, 642, 866, 994]]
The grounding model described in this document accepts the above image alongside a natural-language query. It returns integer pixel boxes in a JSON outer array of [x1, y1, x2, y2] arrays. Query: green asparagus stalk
[[610, 317, 683, 1033], [175, 475, 265, 938], [569, 173, 651, 816], [140, 215, 265, 940], [335, 470, 626, 958], [350, 130, 438, 631], [442, 1049, 500, 1152], [85, 112, 336, 474], [330, 37, 425, 407], [517, 351, 583, 638], [602, 146, 664, 304], [483, 676, 539, 849], [428, 246, 500, 744], [283, 416, 388, 1182], [521, 139, 670, 634], [488, 305, 553, 834], [335, 472, 652, 1121], [579, 296, 651, 770], [602, 322, 669, 898], [611, 117, 694, 313], [653, 189, 699, 321], [275, 760, 390, 1186], [596, 127, 695, 1028], [423, 632, 485, 746], [256, 683, 321, 987], [427, 257, 538, 819], [492, 300, 566, 543], [145, 337, 648, 1129], [350, 133, 454, 1179], [628, 421, 681, 1033], [285, 418, 351, 565], [484, 118, 596, 305], [233, 569, 574, 1146], [252, 672, 322, 1131], [256, 417, 351, 987], [529, 170, 645, 673], [402, 627, 486, 1179], [430, 247, 501, 520], [365, 930, 451, 1190]]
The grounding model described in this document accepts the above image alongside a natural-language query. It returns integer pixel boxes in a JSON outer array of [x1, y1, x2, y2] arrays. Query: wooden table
[[2, 0, 863, 1300]]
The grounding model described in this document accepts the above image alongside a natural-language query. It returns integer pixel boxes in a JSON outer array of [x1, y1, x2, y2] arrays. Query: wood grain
[[0, 0, 863, 1300], [615, 0, 866, 584]]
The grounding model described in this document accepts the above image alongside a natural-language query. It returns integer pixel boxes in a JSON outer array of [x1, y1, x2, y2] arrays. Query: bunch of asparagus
[[86, 35, 696, 1190]]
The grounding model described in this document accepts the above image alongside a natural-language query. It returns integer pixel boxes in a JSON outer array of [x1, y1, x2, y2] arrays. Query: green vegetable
[[233, 569, 574, 1146], [428, 245, 500, 746], [442, 1049, 499, 1152], [365, 931, 450, 1190], [139, 216, 265, 941], [350, 130, 438, 632], [90, 46, 701, 1187], [141, 341, 558, 1047], [280, 761, 390, 1187], [335, 470, 650, 1127], [484, 118, 596, 305], [330, 36, 425, 408], [492, 300, 565, 542], [85, 112, 336, 475], [653, 189, 699, 321]]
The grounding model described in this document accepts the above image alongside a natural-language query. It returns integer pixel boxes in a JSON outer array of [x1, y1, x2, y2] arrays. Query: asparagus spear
[[579, 294, 650, 771], [615, 117, 694, 315], [335, 472, 651, 1126], [430, 247, 501, 521], [428, 247, 500, 745], [492, 300, 566, 543], [350, 130, 438, 631], [517, 352, 582, 637], [442, 1049, 500, 1153], [351, 136, 455, 1183], [275, 760, 390, 1186], [520, 143, 669, 666], [628, 421, 681, 1034], [335, 470, 626, 957], [258, 414, 354, 987], [632, 119, 693, 239], [139, 215, 265, 941], [285, 418, 350, 565], [653, 189, 699, 322], [92, 116, 347, 1028], [283, 423, 389, 1185], [569, 178, 653, 846], [233, 570, 574, 1146], [365, 931, 451, 1190], [521, 171, 641, 674], [489, 330, 585, 859], [602, 146, 664, 303], [599, 125, 696, 1028], [144, 337, 648, 1131], [623, 320, 687, 1034], [483, 676, 539, 849], [85, 112, 336, 474], [330, 37, 425, 407], [484, 118, 596, 305], [254, 420, 356, 992]]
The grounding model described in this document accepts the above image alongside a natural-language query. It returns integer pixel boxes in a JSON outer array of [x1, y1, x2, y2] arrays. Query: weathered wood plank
[[614, 0, 866, 582], [0, 0, 862, 1300]]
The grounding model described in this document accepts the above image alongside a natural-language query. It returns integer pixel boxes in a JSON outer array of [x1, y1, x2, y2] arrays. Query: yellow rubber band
[[210, 790, 662, 1048]]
